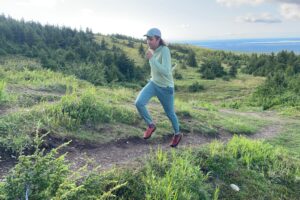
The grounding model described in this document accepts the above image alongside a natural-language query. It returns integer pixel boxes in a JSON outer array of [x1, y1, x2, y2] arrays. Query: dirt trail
[[65, 108, 287, 172], [0, 109, 288, 179], [65, 132, 232, 172]]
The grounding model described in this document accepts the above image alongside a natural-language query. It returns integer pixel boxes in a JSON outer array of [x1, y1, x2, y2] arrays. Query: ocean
[[180, 38, 300, 54]]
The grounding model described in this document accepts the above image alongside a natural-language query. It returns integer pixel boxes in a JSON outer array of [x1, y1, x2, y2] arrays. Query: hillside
[[0, 16, 300, 199]]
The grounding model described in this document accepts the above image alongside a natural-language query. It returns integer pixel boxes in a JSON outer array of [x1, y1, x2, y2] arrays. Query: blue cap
[[144, 28, 161, 37]]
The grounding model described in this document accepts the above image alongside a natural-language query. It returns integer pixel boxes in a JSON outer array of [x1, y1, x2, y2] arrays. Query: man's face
[[146, 36, 160, 50]]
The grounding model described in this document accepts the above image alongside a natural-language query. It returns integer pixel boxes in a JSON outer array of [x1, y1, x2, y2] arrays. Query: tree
[[199, 58, 226, 79], [100, 38, 107, 50], [138, 43, 145, 57], [229, 62, 238, 77], [187, 50, 197, 67]]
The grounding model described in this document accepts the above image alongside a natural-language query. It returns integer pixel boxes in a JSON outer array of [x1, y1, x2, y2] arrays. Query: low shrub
[[188, 82, 205, 93], [0, 132, 127, 200]]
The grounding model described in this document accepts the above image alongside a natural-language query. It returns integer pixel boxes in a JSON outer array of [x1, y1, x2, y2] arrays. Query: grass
[[197, 136, 300, 199], [268, 122, 300, 158], [2, 135, 299, 199], [0, 55, 284, 153], [1, 39, 300, 199], [0, 80, 7, 104]]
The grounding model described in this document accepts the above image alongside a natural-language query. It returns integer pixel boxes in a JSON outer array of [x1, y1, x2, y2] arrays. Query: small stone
[[230, 184, 240, 191]]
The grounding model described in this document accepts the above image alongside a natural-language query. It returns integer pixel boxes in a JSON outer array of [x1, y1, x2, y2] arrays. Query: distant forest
[[0, 15, 147, 85]]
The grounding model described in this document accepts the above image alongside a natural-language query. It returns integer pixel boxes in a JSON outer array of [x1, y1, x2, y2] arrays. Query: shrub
[[1, 132, 126, 200], [188, 82, 205, 93], [174, 70, 183, 80], [252, 73, 300, 109], [49, 88, 138, 129], [2, 133, 70, 200], [200, 58, 226, 80]]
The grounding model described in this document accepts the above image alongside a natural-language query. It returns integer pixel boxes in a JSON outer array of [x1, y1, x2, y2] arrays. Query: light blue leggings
[[135, 81, 180, 134]]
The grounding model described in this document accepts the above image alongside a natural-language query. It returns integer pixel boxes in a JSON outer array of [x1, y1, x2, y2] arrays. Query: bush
[[1, 132, 127, 200], [2, 133, 70, 200], [174, 70, 183, 80], [252, 73, 300, 109], [188, 82, 205, 92], [200, 58, 226, 80], [49, 88, 138, 129]]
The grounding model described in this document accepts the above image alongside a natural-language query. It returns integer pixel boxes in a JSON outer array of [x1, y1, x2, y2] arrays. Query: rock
[[230, 184, 240, 191]]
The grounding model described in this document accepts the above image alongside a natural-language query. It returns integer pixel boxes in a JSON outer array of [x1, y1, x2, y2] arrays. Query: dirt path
[[65, 108, 287, 172], [0, 109, 287, 179], [65, 131, 232, 172]]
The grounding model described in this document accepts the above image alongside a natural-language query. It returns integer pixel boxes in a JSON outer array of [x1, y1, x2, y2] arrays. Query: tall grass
[[143, 148, 210, 200], [48, 88, 138, 130], [198, 136, 300, 199], [0, 80, 6, 102], [208, 135, 300, 181]]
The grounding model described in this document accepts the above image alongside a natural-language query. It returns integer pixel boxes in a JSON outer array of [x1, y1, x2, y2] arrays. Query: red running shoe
[[143, 125, 156, 139], [170, 134, 182, 147]]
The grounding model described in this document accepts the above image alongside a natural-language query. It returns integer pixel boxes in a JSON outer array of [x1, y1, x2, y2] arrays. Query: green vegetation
[[198, 136, 300, 199], [0, 133, 127, 200], [1, 136, 299, 199], [1, 15, 300, 199], [0, 15, 146, 85], [199, 58, 226, 79], [242, 51, 300, 109], [0, 81, 7, 104]]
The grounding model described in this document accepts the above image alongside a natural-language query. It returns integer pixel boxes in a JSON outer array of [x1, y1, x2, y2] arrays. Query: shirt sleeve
[[149, 47, 172, 76]]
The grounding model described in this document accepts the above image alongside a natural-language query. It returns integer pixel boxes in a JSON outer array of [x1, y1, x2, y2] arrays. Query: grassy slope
[[1, 36, 299, 149], [1, 36, 300, 199]]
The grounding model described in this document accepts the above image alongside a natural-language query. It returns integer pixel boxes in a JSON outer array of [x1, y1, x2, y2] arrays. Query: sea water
[[181, 38, 300, 54]]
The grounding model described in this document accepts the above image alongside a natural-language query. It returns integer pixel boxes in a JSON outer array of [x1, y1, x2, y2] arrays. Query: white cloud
[[280, 3, 300, 19], [217, 0, 300, 21], [275, 0, 300, 4], [217, 0, 300, 6], [216, 0, 265, 7], [236, 13, 282, 23], [15, 0, 62, 9], [80, 8, 95, 16], [178, 24, 190, 29]]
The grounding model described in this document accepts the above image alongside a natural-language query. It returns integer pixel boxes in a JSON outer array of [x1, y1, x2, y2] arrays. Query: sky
[[1, 0, 300, 41]]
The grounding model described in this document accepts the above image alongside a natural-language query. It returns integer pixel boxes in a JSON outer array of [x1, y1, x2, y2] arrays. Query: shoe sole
[[143, 127, 156, 139], [170, 134, 182, 147]]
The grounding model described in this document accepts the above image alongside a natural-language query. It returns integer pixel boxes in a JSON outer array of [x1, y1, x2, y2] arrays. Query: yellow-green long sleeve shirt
[[149, 45, 174, 87]]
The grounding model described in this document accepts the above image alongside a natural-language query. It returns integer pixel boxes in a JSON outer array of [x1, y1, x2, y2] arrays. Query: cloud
[[178, 24, 190, 29], [16, 0, 63, 9], [217, 0, 300, 21], [217, 0, 300, 6], [236, 13, 282, 23], [216, 0, 265, 7], [274, 0, 300, 4], [280, 3, 300, 19]]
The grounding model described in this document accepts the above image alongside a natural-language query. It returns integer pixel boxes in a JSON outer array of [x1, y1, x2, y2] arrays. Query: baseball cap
[[144, 28, 161, 37]]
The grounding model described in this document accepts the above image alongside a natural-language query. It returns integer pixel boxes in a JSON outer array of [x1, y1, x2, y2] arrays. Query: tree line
[[0, 15, 147, 85]]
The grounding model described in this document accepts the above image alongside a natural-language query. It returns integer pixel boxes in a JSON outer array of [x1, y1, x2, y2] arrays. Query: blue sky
[[1, 0, 300, 40]]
